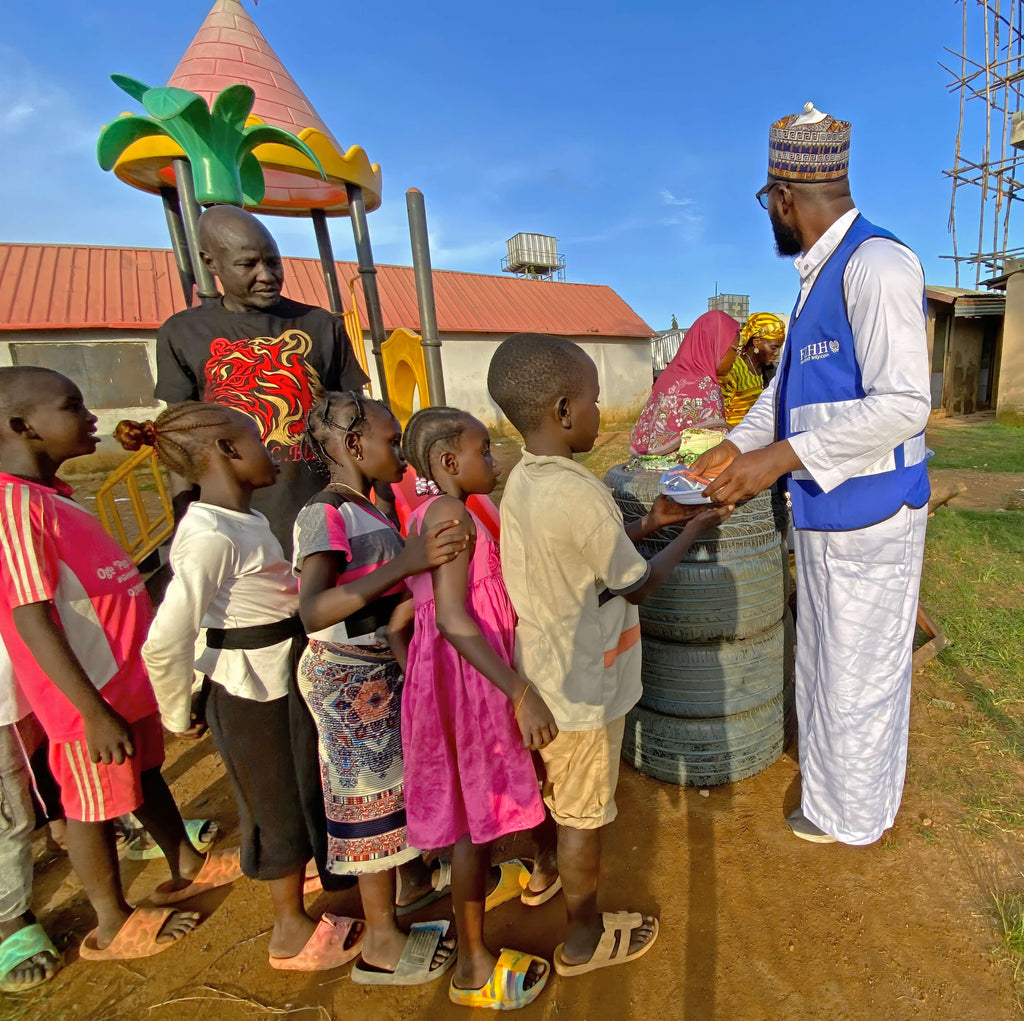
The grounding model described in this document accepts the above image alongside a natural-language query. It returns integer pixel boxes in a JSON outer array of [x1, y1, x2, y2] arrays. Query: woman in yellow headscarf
[[720, 312, 786, 428]]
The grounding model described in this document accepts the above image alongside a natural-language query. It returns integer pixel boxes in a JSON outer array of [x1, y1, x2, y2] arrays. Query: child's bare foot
[[394, 858, 436, 908], [523, 858, 559, 898], [359, 926, 456, 973], [452, 945, 547, 992], [0, 915, 61, 991], [94, 907, 200, 950], [267, 914, 318, 959], [559, 913, 657, 968]]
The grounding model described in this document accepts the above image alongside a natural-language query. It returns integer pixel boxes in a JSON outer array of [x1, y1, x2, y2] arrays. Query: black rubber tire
[[639, 545, 785, 643], [622, 693, 787, 787], [605, 463, 781, 562], [638, 618, 787, 717]]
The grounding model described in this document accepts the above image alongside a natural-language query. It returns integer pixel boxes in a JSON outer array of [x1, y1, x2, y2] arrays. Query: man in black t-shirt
[[156, 206, 369, 555]]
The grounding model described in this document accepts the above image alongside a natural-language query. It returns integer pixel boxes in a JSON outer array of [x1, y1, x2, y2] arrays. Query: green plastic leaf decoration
[[96, 115, 169, 171], [239, 152, 266, 206], [142, 87, 210, 123], [98, 78, 327, 206], [110, 74, 151, 104], [241, 124, 326, 181], [211, 84, 255, 133]]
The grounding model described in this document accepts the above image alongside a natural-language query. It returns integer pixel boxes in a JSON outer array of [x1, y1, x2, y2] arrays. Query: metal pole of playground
[[310, 208, 344, 315], [160, 186, 196, 305], [172, 158, 219, 302], [406, 189, 446, 406], [346, 183, 391, 406]]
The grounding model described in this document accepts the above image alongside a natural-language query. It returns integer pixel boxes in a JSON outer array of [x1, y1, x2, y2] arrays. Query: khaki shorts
[[538, 716, 626, 830]]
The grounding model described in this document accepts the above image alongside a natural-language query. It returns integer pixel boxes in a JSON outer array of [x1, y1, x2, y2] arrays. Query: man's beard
[[770, 211, 803, 257]]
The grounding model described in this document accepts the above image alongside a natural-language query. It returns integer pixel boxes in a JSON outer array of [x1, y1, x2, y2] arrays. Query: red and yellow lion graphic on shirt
[[203, 330, 324, 451]]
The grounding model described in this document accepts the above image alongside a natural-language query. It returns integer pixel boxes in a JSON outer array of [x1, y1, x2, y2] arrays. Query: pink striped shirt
[[0, 474, 157, 741]]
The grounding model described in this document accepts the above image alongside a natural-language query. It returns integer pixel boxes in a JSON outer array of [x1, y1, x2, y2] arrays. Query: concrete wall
[[0, 329, 161, 434], [356, 330, 653, 435], [999, 270, 1024, 425], [941, 317, 988, 416]]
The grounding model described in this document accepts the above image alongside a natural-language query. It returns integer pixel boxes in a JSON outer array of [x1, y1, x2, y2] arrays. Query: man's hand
[[83, 705, 135, 765], [689, 439, 740, 480], [701, 441, 802, 505]]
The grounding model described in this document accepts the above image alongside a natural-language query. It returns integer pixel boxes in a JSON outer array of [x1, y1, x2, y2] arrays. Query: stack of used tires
[[606, 462, 793, 786]]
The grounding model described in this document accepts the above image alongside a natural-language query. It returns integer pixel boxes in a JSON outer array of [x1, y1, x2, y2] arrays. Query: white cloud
[[660, 189, 693, 207]]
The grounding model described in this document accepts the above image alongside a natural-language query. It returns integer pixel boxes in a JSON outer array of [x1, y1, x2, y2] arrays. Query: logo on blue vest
[[799, 338, 839, 363]]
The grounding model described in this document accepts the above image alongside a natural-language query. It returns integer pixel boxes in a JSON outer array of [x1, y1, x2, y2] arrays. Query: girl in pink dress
[[395, 407, 557, 1011]]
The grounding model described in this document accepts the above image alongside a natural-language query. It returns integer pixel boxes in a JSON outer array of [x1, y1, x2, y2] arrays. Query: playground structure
[[93, 0, 474, 559]]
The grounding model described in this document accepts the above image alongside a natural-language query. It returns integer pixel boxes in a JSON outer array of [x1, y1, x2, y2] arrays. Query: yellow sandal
[[449, 948, 550, 1009]]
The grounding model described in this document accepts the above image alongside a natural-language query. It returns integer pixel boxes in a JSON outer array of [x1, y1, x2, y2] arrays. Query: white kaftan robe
[[729, 208, 931, 844]]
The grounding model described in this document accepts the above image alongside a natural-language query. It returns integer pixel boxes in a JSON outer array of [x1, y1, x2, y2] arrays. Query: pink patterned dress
[[401, 499, 544, 848]]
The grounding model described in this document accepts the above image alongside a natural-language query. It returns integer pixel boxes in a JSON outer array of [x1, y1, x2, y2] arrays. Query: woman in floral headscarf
[[720, 312, 786, 428], [629, 310, 739, 456]]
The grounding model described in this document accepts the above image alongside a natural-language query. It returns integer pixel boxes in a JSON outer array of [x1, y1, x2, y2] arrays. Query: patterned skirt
[[296, 640, 421, 876]]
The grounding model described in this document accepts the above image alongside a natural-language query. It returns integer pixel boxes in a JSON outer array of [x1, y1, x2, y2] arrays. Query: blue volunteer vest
[[775, 214, 930, 531]]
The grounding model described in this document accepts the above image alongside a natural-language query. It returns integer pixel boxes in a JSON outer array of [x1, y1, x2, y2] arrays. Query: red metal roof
[[0, 243, 653, 338]]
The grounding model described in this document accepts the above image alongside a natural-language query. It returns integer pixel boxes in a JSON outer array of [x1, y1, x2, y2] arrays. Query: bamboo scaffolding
[[944, 0, 1024, 288]]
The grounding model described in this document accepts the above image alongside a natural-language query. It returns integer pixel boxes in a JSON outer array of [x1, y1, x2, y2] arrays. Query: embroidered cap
[[767, 102, 851, 182]]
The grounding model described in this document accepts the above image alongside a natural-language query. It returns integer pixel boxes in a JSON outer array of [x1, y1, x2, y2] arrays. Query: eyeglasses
[[756, 182, 781, 210], [326, 391, 366, 434]]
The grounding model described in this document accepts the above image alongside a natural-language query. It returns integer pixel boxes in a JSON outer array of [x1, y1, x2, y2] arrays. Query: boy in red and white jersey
[[0, 367, 239, 961]]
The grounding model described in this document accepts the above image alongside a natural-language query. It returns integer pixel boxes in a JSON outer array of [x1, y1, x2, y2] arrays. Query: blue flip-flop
[[126, 818, 220, 861], [0, 923, 61, 992]]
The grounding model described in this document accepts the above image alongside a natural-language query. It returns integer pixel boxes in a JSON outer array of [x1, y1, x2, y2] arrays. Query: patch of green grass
[[994, 892, 1024, 977], [577, 430, 632, 482], [921, 510, 1024, 691], [927, 423, 1024, 472]]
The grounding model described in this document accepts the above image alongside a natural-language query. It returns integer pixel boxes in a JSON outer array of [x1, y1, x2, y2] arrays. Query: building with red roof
[[0, 242, 654, 433]]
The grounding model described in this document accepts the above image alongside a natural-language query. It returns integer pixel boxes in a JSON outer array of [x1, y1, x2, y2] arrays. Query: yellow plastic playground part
[[95, 447, 175, 565], [343, 275, 372, 389], [381, 328, 431, 429]]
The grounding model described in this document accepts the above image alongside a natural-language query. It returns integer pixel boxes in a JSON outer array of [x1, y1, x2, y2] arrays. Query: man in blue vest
[[692, 103, 931, 846]]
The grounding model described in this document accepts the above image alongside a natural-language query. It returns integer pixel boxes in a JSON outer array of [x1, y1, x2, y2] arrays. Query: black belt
[[205, 615, 306, 651]]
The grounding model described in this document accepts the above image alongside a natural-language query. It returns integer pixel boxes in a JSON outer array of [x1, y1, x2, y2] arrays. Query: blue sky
[[0, 1, 1000, 330]]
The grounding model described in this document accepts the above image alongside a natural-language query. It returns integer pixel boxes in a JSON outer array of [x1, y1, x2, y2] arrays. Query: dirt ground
[[6, 433, 1023, 1021]]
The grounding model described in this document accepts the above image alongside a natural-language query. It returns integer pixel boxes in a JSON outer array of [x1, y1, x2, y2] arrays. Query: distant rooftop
[[0, 243, 653, 338]]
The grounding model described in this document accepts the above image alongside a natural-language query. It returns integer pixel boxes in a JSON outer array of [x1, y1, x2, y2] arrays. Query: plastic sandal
[[351, 920, 457, 986], [78, 906, 194, 961], [0, 923, 61, 992], [269, 914, 364, 971], [553, 911, 659, 976], [449, 948, 550, 1010], [395, 857, 452, 917], [126, 819, 220, 861], [484, 859, 531, 913], [149, 849, 243, 906], [517, 858, 563, 907]]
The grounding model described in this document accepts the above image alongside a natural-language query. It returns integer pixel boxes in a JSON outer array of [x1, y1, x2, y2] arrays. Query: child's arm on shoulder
[[426, 497, 557, 751], [621, 504, 734, 604], [13, 602, 135, 764], [143, 531, 234, 733], [298, 516, 469, 634]]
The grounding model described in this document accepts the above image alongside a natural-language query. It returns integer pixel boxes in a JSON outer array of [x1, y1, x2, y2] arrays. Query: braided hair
[[304, 390, 390, 466], [402, 406, 475, 482], [114, 401, 241, 481]]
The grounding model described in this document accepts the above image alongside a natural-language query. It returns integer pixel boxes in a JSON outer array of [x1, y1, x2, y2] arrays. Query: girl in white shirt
[[122, 402, 365, 973]]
